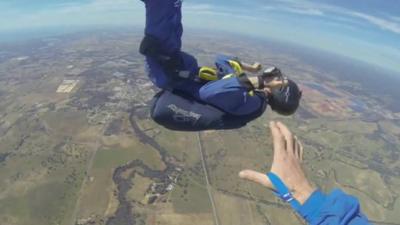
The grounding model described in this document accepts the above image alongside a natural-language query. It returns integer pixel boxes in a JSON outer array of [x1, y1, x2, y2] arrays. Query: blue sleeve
[[199, 77, 265, 116], [298, 189, 371, 225], [215, 54, 237, 76]]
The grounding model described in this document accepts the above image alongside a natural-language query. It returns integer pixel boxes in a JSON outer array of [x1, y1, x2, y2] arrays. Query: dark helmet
[[268, 79, 302, 116]]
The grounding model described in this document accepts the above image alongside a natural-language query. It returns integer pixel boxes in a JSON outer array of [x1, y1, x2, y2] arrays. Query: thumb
[[239, 170, 273, 190]]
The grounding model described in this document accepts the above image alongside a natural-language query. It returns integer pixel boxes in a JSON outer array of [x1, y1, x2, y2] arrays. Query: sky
[[0, 0, 399, 73]]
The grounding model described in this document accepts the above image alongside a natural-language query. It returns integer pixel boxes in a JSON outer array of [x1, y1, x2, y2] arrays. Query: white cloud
[[184, 3, 270, 23], [261, 0, 400, 35], [55, 0, 140, 14], [261, 5, 324, 16], [262, 6, 278, 11], [4, 0, 398, 37], [283, 7, 324, 16], [0, 0, 144, 31], [351, 12, 400, 34], [391, 16, 400, 22], [185, 7, 268, 23], [184, 3, 213, 11]]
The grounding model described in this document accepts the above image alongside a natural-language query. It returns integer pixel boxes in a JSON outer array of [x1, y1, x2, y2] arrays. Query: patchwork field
[[0, 30, 399, 225]]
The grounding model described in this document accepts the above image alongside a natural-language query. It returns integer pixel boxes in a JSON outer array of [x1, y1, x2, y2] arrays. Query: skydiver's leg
[[140, 0, 182, 55], [140, 0, 199, 89], [145, 50, 200, 90], [199, 76, 267, 116]]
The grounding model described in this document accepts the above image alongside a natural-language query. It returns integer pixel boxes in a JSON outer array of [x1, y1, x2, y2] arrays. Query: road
[[196, 132, 221, 225]]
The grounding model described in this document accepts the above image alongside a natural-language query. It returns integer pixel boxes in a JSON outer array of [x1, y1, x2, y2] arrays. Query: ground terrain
[[0, 30, 399, 225]]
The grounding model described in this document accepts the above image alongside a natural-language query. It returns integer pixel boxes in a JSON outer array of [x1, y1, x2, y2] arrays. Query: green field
[[1, 31, 400, 225]]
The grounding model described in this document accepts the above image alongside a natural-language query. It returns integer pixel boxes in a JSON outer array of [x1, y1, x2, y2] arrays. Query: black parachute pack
[[150, 90, 267, 131]]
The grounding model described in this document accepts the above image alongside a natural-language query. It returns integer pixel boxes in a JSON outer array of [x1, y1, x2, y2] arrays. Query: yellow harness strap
[[228, 60, 243, 75], [199, 66, 218, 81]]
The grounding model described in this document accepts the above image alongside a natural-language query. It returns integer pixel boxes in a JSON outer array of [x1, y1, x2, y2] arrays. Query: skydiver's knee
[[199, 79, 235, 102], [139, 35, 163, 57], [199, 86, 213, 101], [180, 52, 198, 72]]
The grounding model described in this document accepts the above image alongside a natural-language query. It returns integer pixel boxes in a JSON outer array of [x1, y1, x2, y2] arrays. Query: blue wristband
[[267, 172, 302, 211]]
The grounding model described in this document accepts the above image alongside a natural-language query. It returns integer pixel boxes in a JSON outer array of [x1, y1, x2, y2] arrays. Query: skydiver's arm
[[214, 54, 287, 91], [298, 189, 370, 225], [239, 122, 371, 225], [199, 76, 266, 116]]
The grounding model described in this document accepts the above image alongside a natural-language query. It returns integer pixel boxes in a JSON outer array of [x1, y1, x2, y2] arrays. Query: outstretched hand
[[264, 77, 288, 94], [239, 121, 315, 204]]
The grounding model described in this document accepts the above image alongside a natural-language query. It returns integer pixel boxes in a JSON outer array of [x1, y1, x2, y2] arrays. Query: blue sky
[[1, 0, 399, 73]]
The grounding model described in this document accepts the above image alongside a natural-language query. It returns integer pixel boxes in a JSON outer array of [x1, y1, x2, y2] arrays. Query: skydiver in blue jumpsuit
[[140, 0, 301, 131], [138, 1, 371, 224]]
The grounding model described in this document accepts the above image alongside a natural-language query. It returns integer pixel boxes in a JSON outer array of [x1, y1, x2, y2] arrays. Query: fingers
[[265, 77, 289, 90], [264, 87, 272, 94], [282, 77, 289, 87], [298, 139, 304, 162], [292, 136, 298, 157], [265, 79, 284, 89], [292, 135, 304, 162], [241, 62, 262, 73], [272, 121, 304, 162], [239, 170, 273, 189], [270, 121, 285, 160], [276, 121, 295, 157]]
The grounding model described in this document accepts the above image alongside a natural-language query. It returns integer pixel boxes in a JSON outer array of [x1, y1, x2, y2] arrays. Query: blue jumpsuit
[[142, 0, 265, 116], [298, 189, 370, 225], [141, 0, 371, 224]]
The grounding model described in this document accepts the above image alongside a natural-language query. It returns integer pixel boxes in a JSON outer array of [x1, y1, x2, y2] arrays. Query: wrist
[[293, 184, 316, 205], [297, 190, 327, 223], [238, 75, 257, 90]]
